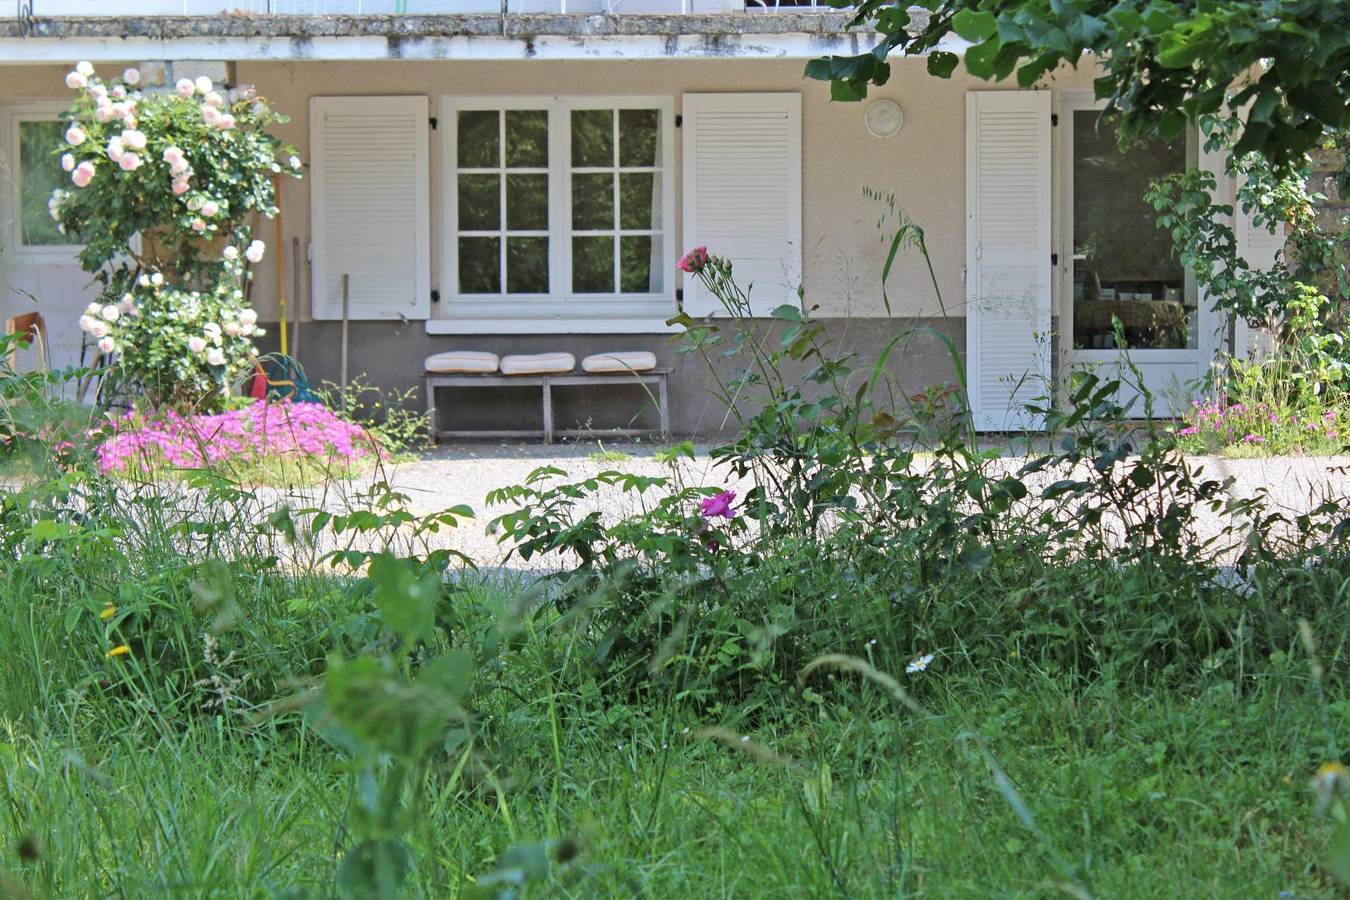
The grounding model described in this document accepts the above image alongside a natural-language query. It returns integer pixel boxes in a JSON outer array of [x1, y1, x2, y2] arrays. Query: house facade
[[0, 5, 1281, 435]]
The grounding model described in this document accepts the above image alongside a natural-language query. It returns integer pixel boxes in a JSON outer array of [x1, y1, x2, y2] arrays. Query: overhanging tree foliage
[[806, 0, 1350, 175]]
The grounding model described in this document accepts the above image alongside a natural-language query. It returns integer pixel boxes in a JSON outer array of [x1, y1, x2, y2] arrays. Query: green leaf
[[963, 38, 1003, 79], [952, 9, 997, 42], [927, 51, 959, 79]]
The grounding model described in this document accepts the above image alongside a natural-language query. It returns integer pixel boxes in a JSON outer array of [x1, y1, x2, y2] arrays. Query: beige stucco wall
[[3, 56, 1103, 324]]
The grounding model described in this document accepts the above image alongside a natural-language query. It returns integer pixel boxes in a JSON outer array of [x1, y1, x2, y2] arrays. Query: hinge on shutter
[[1051, 113, 1059, 126], [674, 114, 683, 128], [676, 288, 684, 303], [1051, 252, 1059, 266], [429, 117, 438, 130], [431, 290, 441, 304]]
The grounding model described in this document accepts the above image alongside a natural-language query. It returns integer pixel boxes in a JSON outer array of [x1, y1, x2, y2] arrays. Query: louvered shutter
[[1232, 173, 1286, 359], [681, 93, 801, 317], [311, 96, 430, 320], [965, 91, 1052, 432]]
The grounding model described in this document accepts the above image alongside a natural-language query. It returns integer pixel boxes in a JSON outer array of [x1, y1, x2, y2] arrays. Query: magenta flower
[[700, 489, 737, 520], [1179, 426, 1199, 436], [1242, 433, 1265, 443], [677, 246, 712, 274]]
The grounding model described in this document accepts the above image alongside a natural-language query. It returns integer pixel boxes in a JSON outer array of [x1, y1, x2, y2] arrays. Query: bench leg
[[425, 380, 437, 448], [542, 377, 554, 444], [658, 375, 670, 439]]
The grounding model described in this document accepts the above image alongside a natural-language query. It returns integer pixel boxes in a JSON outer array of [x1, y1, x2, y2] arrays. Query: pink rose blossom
[[123, 67, 141, 85], [700, 490, 737, 520], [191, 218, 207, 233], [245, 240, 265, 264], [72, 161, 96, 187], [118, 152, 142, 172], [176, 78, 195, 97], [97, 336, 116, 355], [677, 246, 712, 274], [61, 153, 76, 172], [106, 136, 124, 162], [200, 200, 220, 218], [172, 179, 190, 195], [65, 71, 87, 90], [65, 124, 86, 146], [187, 336, 207, 354], [120, 129, 146, 151]]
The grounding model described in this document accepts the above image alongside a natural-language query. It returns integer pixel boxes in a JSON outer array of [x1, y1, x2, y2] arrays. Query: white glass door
[[1, 103, 101, 377], [1061, 97, 1218, 417]]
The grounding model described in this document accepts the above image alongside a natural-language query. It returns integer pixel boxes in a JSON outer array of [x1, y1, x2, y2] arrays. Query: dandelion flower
[[99, 604, 117, 620], [105, 644, 131, 659]]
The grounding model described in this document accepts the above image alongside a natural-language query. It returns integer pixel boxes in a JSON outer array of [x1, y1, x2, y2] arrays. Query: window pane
[[619, 172, 658, 231], [459, 237, 501, 293], [506, 174, 548, 230], [573, 236, 614, 293], [19, 120, 77, 246], [507, 237, 549, 294], [457, 111, 499, 168], [572, 173, 614, 230], [505, 110, 548, 168], [1071, 109, 1192, 350], [458, 174, 500, 230], [571, 109, 613, 167], [620, 236, 657, 294], [618, 109, 659, 167]]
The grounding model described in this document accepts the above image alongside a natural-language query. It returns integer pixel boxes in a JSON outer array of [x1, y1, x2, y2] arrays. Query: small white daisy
[[906, 652, 935, 674]]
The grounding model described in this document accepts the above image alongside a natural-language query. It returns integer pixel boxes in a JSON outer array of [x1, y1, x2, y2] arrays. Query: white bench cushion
[[580, 351, 658, 374], [425, 351, 499, 374], [499, 352, 575, 375]]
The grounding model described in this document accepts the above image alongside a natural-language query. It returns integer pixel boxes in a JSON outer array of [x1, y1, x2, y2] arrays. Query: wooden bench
[[424, 369, 671, 445]]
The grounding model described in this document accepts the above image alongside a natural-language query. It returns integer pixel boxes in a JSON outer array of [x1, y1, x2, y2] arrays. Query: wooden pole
[[340, 273, 350, 391], [273, 175, 287, 356], [291, 236, 302, 364]]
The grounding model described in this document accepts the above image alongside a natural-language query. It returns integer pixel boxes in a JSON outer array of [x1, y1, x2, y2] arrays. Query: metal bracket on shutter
[[675, 114, 683, 128], [429, 117, 438, 130], [1051, 252, 1058, 266], [431, 290, 441, 304], [1051, 113, 1059, 126]]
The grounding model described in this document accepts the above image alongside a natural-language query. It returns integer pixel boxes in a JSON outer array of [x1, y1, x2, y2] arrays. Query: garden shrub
[[490, 241, 1350, 704], [49, 61, 300, 410]]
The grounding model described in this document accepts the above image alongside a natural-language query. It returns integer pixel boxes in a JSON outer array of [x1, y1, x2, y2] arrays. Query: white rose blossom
[[195, 76, 213, 95], [65, 125, 86, 146], [206, 348, 226, 367], [223, 246, 239, 261], [101, 304, 121, 322], [244, 240, 265, 264], [188, 336, 207, 354], [76, 61, 94, 77], [98, 336, 116, 355], [176, 78, 195, 98], [123, 67, 140, 85]]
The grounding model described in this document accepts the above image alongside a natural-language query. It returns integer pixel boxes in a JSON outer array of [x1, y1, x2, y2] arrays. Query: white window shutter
[[311, 96, 430, 321], [681, 93, 801, 317], [965, 90, 1052, 432], [1232, 172, 1286, 359]]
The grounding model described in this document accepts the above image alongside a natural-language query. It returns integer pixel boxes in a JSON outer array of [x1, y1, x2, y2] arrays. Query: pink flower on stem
[[1178, 426, 1199, 436], [1242, 433, 1265, 443], [677, 246, 713, 275], [700, 490, 737, 520]]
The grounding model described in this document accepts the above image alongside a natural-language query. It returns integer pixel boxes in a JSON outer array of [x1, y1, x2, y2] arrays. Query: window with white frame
[[442, 97, 674, 326]]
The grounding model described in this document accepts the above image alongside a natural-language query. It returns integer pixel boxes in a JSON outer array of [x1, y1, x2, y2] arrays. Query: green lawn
[[1, 572, 1343, 898]]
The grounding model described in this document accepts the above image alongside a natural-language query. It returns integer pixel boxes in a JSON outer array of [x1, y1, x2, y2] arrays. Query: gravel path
[[327, 441, 1350, 570]]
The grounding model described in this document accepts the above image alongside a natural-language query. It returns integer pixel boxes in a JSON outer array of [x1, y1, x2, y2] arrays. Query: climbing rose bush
[[96, 401, 381, 475], [50, 61, 301, 411]]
